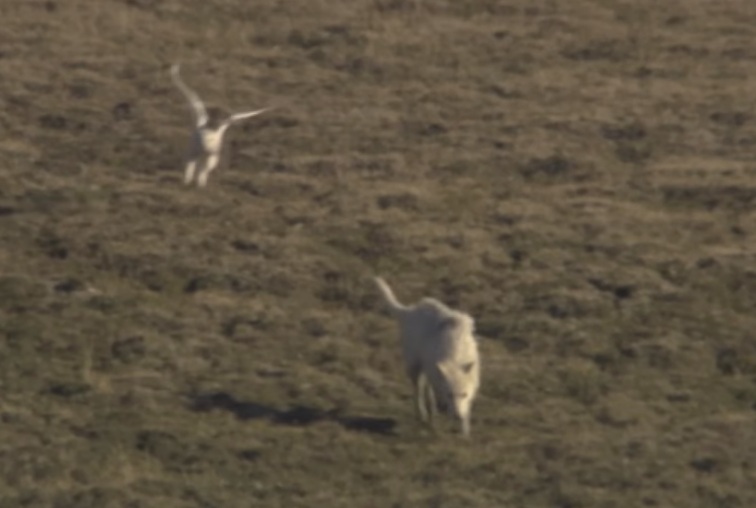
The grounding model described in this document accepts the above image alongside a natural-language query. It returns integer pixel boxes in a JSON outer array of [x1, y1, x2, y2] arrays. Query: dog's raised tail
[[374, 276, 407, 315]]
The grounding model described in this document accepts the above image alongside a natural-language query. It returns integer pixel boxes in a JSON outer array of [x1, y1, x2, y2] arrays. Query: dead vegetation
[[0, 0, 755, 507]]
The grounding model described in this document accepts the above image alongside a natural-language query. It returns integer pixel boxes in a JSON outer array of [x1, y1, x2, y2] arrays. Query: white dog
[[170, 63, 272, 187], [374, 277, 480, 437]]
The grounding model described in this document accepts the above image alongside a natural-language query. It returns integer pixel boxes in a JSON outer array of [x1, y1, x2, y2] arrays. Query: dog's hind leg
[[420, 372, 437, 428], [184, 159, 198, 185], [409, 365, 432, 425]]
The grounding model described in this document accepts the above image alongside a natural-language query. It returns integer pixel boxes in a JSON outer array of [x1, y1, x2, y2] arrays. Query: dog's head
[[434, 360, 479, 422]]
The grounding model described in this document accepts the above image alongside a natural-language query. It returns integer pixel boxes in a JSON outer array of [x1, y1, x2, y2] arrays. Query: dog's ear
[[460, 361, 476, 374], [434, 316, 457, 333]]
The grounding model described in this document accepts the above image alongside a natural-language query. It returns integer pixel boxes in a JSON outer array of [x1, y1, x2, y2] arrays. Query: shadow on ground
[[188, 391, 397, 436]]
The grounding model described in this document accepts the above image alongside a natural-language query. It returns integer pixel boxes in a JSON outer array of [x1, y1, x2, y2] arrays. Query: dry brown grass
[[1, 0, 755, 507]]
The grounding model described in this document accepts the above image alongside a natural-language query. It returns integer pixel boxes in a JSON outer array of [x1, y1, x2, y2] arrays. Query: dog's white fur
[[374, 277, 480, 437], [170, 63, 272, 187]]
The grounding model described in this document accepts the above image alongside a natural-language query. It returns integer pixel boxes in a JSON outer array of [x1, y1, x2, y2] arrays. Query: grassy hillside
[[1, 0, 754, 506]]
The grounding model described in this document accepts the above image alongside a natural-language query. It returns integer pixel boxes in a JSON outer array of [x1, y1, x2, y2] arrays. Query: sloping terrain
[[0, 0, 755, 507]]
